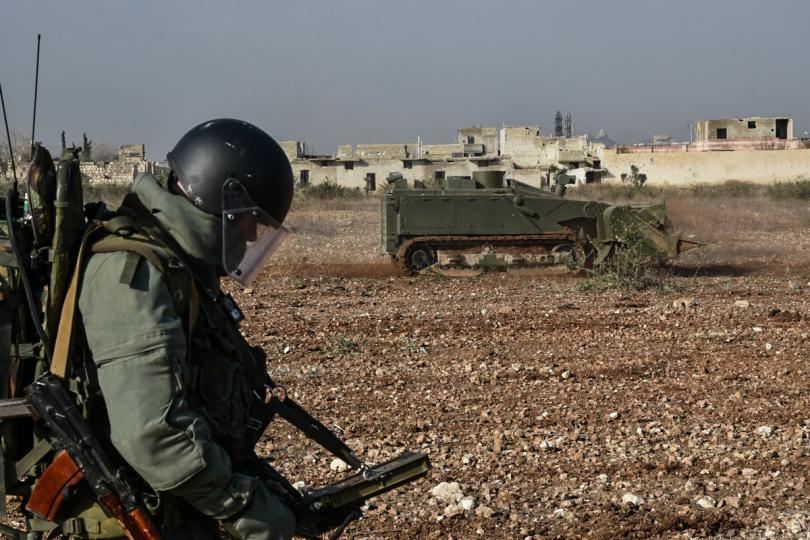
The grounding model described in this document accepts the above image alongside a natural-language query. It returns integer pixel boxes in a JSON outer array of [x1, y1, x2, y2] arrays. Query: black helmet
[[167, 119, 294, 285], [167, 118, 293, 222]]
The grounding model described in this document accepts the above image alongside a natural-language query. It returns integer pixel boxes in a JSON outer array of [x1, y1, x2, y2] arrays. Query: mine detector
[[381, 170, 699, 275]]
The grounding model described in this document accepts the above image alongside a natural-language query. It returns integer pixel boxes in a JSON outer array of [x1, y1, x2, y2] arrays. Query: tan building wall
[[695, 117, 793, 141], [601, 148, 810, 185]]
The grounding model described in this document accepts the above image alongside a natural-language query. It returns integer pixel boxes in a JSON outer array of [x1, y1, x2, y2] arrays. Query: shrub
[[766, 179, 810, 200], [579, 223, 671, 292], [298, 180, 364, 200], [332, 335, 362, 356]]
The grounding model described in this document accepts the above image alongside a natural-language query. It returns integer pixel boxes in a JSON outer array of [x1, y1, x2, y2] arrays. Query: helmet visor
[[222, 179, 288, 285]]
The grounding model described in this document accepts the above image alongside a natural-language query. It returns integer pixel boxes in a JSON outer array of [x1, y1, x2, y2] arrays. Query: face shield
[[222, 178, 288, 285]]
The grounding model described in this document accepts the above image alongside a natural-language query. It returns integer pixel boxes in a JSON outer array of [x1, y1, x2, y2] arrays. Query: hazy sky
[[1, 0, 808, 159]]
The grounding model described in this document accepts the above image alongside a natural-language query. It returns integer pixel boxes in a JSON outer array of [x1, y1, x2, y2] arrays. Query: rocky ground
[[233, 194, 810, 539], [6, 192, 810, 539]]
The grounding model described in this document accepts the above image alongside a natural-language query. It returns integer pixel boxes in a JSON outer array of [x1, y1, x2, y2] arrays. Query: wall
[[601, 148, 810, 185], [457, 127, 499, 155], [290, 157, 550, 191], [80, 159, 160, 184]]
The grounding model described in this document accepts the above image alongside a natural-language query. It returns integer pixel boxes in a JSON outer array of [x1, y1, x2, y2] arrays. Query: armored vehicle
[[381, 171, 697, 273]]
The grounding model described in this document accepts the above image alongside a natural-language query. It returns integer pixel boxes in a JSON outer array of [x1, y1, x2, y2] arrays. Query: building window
[[403, 160, 412, 169], [748, 121, 756, 129], [299, 170, 310, 186], [344, 161, 354, 170], [434, 170, 445, 180], [365, 173, 376, 191], [467, 135, 474, 144], [716, 128, 727, 140]]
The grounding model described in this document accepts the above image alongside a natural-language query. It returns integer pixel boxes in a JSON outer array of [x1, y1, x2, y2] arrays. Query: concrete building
[[118, 144, 146, 161], [282, 125, 605, 191], [694, 117, 793, 142]]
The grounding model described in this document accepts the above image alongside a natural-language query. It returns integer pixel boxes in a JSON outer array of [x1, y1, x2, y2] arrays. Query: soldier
[[73, 119, 297, 539]]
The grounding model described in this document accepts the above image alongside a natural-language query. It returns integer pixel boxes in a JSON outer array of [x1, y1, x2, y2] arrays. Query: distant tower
[[564, 112, 573, 138], [554, 111, 563, 138]]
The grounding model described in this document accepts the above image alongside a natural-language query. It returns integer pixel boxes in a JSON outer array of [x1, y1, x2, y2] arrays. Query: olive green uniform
[[77, 174, 295, 539]]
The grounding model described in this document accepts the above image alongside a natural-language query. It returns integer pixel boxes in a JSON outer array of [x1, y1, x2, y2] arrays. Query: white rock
[[430, 481, 464, 504], [765, 342, 773, 351], [733, 300, 751, 309], [459, 496, 476, 511], [696, 496, 716, 509], [786, 516, 807, 534], [609, 412, 620, 421], [292, 480, 307, 492], [622, 493, 644, 506], [282, 345, 291, 354], [475, 505, 495, 518], [597, 474, 609, 484], [753, 327, 763, 333], [741, 468, 758, 478], [539, 439, 557, 452], [757, 425, 774, 437], [443, 503, 463, 518], [329, 458, 348, 473]]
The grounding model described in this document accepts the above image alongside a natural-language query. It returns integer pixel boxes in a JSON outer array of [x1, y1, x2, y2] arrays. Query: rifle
[[0, 372, 429, 540], [20, 372, 162, 540]]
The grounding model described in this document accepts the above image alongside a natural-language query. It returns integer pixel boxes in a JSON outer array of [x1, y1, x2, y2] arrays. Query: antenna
[[0, 83, 19, 197], [30, 33, 41, 160]]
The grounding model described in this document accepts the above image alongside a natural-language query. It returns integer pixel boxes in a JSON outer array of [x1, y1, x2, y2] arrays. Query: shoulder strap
[[51, 224, 103, 378], [50, 223, 199, 379]]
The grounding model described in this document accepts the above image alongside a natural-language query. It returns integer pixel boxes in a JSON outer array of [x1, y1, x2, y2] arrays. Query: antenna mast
[[30, 33, 41, 159]]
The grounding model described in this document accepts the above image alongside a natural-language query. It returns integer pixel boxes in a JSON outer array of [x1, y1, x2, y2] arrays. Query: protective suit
[[77, 173, 295, 539]]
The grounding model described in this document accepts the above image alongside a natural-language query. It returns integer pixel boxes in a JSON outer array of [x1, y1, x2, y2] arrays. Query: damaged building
[[281, 126, 604, 191]]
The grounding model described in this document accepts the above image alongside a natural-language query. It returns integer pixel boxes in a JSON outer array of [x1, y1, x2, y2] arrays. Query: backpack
[[0, 145, 196, 537]]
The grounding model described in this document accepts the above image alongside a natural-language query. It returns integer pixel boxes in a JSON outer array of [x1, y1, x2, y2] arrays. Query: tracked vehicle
[[381, 171, 698, 273]]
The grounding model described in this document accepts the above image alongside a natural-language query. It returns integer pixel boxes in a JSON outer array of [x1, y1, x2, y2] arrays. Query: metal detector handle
[[264, 376, 364, 470]]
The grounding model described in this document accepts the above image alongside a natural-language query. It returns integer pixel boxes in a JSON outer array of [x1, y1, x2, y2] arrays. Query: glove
[[227, 482, 296, 540]]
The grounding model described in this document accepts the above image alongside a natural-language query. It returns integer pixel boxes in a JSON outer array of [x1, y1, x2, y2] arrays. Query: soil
[[231, 195, 810, 539], [7, 194, 810, 539]]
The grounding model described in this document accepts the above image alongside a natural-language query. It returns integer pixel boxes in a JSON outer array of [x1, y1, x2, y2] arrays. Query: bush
[[579, 224, 671, 293], [298, 180, 365, 200], [688, 180, 762, 199], [332, 335, 363, 356], [766, 179, 810, 200]]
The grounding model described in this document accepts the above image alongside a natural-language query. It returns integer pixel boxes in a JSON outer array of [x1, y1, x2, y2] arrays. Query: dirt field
[[231, 193, 810, 539]]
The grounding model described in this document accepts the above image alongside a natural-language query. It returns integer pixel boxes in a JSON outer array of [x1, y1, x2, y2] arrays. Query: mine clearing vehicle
[[381, 171, 699, 276]]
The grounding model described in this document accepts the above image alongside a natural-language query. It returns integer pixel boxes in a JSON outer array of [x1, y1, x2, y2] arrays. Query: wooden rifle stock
[[26, 450, 83, 521]]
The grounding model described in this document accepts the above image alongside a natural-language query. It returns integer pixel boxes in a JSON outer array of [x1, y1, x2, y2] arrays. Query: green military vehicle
[[380, 170, 698, 273]]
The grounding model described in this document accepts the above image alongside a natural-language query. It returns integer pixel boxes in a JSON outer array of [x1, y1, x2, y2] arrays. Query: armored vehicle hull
[[381, 173, 697, 272]]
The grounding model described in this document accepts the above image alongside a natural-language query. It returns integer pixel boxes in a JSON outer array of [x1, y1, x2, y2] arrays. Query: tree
[[0, 127, 31, 163], [61, 130, 66, 153], [564, 112, 573, 138], [81, 133, 92, 161], [92, 141, 118, 162], [620, 165, 648, 188], [554, 111, 563, 138]]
